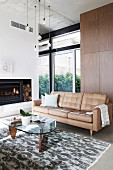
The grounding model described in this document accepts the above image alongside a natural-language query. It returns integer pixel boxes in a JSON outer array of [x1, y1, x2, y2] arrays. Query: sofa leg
[[90, 130, 93, 136]]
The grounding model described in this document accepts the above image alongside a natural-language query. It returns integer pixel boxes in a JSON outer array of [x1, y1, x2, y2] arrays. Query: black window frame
[[39, 23, 80, 94]]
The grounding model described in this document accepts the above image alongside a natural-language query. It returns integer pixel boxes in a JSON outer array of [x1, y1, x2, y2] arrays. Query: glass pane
[[38, 55, 49, 98], [54, 50, 74, 92], [76, 49, 81, 92], [39, 39, 49, 52], [52, 30, 80, 49]]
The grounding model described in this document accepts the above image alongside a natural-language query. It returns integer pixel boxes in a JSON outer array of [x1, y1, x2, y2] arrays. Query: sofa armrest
[[92, 103, 113, 131], [92, 108, 102, 131], [107, 103, 113, 123], [33, 100, 41, 106]]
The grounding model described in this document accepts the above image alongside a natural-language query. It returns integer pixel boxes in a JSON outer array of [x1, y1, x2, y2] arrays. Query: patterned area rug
[[0, 128, 9, 140], [0, 128, 110, 170]]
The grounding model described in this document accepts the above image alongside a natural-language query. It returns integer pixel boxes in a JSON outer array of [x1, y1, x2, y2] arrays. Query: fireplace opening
[[1, 84, 20, 96], [0, 79, 32, 105]]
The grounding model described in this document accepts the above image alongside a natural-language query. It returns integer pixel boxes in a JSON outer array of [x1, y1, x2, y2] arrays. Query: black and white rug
[[0, 128, 10, 140], [0, 128, 111, 170]]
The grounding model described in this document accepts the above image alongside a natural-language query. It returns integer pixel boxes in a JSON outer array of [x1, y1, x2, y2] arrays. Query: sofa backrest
[[81, 93, 107, 111], [61, 92, 83, 110], [51, 91, 65, 107]]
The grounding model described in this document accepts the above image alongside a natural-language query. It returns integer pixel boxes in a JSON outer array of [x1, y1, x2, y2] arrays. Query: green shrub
[[39, 73, 81, 98], [39, 74, 49, 98]]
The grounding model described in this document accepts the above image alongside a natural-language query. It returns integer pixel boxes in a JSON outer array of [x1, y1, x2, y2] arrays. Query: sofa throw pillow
[[42, 93, 58, 107], [41, 95, 45, 105]]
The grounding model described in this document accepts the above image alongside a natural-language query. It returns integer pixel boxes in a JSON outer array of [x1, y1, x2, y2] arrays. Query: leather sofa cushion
[[68, 111, 93, 123], [61, 92, 83, 110], [51, 91, 65, 107], [49, 108, 69, 118], [81, 93, 106, 111], [33, 106, 49, 114]]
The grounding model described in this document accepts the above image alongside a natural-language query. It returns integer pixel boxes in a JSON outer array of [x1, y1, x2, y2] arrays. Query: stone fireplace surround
[[0, 79, 32, 118]]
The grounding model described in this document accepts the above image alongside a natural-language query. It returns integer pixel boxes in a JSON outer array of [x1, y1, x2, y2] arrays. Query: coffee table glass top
[[2, 115, 56, 135]]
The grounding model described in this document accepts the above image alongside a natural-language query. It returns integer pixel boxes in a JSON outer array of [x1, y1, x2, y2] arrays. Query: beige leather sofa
[[33, 92, 113, 135]]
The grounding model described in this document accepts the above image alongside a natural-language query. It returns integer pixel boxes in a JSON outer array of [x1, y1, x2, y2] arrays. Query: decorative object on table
[[20, 109, 31, 126], [10, 117, 21, 125]]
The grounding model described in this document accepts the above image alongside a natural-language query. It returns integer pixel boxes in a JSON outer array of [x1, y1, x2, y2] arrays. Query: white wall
[[0, 9, 39, 100]]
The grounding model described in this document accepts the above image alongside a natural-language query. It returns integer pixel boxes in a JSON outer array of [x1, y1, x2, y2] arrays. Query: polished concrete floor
[[57, 122, 113, 170], [57, 121, 113, 143]]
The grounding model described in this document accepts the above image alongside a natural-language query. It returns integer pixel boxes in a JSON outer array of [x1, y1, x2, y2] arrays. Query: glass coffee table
[[2, 115, 56, 152]]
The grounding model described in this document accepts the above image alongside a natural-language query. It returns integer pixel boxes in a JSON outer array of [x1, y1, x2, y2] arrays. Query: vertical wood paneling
[[82, 10, 99, 54], [83, 53, 100, 93], [81, 3, 113, 103], [100, 51, 113, 102], [98, 15, 108, 51], [84, 53, 92, 92], [91, 53, 100, 93], [80, 14, 85, 92], [80, 51, 85, 92], [107, 15, 113, 50], [99, 3, 113, 51]]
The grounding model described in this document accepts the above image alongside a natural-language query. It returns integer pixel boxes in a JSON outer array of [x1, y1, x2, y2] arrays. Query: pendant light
[[43, 0, 46, 25], [34, 6, 37, 51], [48, 5, 51, 47], [38, 0, 42, 41], [26, 0, 30, 31]]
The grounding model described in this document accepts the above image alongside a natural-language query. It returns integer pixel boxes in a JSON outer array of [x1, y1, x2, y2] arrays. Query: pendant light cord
[[49, 5, 50, 42], [44, 0, 45, 20], [39, 0, 41, 34], [27, 0, 28, 24], [35, 6, 36, 46]]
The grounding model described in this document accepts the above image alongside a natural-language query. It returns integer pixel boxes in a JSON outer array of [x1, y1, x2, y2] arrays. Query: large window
[[38, 55, 49, 98], [53, 31, 80, 49], [54, 50, 74, 92], [53, 49, 81, 92], [39, 39, 49, 52], [38, 24, 80, 98]]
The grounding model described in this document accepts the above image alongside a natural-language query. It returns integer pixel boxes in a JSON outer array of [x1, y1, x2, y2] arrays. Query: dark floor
[[57, 121, 113, 144]]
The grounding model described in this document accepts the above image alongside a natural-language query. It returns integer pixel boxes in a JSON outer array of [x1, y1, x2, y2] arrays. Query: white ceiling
[[0, 0, 113, 34]]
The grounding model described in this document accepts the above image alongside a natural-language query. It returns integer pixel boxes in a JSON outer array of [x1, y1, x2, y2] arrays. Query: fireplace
[[0, 79, 32, 105]]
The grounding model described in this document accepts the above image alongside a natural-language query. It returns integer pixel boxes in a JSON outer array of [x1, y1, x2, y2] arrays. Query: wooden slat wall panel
[[82, 10, 99, 54], [81, 3, 113, 103], [80, 14, 85, 92], [99, 15, 108, 51], [107, 15, 113, 51], [100, 51, 113, 103], [99, 4, 113, 51], [83, 53, 100, 93], [81, 51, 85, 92]]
